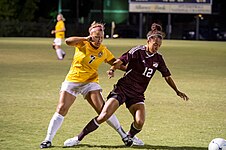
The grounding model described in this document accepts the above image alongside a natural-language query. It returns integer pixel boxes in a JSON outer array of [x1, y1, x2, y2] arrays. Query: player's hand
[[177, 91, 189, 101], [51, 30, 55, 34], [107, 69, 114, 79], [86, 36, 94, 42]]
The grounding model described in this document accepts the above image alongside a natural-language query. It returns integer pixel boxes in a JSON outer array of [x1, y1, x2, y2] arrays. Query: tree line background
[[0, 0, 225, 39]]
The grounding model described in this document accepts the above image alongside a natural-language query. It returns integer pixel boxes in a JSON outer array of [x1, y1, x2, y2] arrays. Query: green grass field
[[0, 38, 225, 150]]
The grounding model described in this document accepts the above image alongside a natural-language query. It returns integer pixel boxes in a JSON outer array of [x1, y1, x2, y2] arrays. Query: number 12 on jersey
[[142, 67, 153, 78]]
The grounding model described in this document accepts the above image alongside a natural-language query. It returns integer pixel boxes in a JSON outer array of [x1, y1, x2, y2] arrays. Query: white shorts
[[53, 38, 62, 46], [60, 81, 102, 98]]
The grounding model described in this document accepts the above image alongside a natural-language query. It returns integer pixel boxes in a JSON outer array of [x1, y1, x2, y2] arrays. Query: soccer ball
[[208, 138, 226, 150]]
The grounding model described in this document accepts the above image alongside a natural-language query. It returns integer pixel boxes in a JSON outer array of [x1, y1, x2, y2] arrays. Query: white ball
[[208, 138, 226, 150]]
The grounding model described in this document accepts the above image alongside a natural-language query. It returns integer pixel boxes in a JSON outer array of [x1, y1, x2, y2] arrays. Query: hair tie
[[147, 33, 163, 40], [89, 26, 103, 33]]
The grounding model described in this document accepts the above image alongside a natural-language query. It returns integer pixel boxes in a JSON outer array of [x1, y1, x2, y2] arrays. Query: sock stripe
[[132, 122, 142, 130], [93, 118, 100, 126]]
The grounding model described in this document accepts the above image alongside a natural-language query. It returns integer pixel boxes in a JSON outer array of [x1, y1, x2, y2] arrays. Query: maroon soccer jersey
[[117, 45, 171, 95]]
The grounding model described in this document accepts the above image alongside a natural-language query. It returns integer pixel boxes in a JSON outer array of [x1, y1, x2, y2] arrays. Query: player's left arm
[[164, 76, 189, 101]]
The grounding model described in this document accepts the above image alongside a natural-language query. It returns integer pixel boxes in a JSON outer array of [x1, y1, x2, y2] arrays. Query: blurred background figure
[[51, 13, 66, 60]]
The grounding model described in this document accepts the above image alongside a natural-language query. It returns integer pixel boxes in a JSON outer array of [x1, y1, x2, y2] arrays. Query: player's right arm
[[65, 36, 92, 46]]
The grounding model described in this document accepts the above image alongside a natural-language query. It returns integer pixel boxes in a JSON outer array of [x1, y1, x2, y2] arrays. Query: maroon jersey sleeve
[[157, 55, 171, 77], [119, 46, 140, 65]]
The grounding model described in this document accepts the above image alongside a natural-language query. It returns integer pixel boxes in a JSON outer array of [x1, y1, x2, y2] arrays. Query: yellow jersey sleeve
[[55, 20, 65, 39], [65, 41, 115, 83], [104, 47, 115, 63]]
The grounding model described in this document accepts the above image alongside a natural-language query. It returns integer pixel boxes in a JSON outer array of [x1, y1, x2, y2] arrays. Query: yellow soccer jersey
[[65, 41, 115, 83], [55, 20, 65, 39]]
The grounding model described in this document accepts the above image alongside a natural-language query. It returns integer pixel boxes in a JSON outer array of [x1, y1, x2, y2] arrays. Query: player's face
[[90, 30, 104, 47], [57, 15, 62, 21], [147, 35, 162, 53]]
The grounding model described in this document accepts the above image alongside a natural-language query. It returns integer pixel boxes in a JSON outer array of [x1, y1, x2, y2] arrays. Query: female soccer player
[[40, 22, 143, 148], [64, 23, 189, 147], [51, 13, 66, 60]]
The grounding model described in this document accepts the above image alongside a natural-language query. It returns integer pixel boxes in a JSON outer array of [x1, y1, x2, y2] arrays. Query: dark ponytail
[[151, 23, 162, 32], [147, 23, 165, 39]]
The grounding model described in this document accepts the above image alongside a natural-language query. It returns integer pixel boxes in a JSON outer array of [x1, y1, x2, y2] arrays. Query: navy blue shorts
[[107, 84, 145, 109]]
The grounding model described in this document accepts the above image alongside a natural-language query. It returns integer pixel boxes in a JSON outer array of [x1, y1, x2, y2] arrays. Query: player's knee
[[55, 45, 60, 49], [95, 104, 105, 114], [56, 104, 69, 116], [97, 112, 110, 124], [135, 118, 145, 129]]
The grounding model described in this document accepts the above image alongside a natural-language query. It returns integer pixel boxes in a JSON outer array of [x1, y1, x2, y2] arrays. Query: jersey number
[[142, 67, 153, 78], [89, 55, 96, 64]]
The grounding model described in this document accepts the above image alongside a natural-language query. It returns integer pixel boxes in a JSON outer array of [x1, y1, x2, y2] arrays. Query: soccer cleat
[[64, 136, 80, 147], [132, 136, 144, 146], [40, 140, 52, 149], [126, 132, 144, 146], [122, 135, 133, 147], [58, 53, 65, 60]]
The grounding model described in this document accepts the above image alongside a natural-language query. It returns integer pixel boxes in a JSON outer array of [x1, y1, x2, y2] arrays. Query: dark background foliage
[[0, 0, 225, 40]]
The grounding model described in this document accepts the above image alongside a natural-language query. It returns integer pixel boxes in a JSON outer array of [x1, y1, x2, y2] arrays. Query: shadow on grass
[[58, 144, 206, 150]]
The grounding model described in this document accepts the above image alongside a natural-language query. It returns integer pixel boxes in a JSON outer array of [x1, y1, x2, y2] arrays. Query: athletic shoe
[[122, 135, 133, 147], [64, 136, 80, 147], [58, 53, 65, 60], [126, 132, 144, 146], [40, 140, 52, 149], [132, 136, 144, 146]]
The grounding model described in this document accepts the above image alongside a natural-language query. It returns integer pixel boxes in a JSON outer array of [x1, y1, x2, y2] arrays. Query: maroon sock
[[77, 118, 99, 141], [128, 123, 141, 138]]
